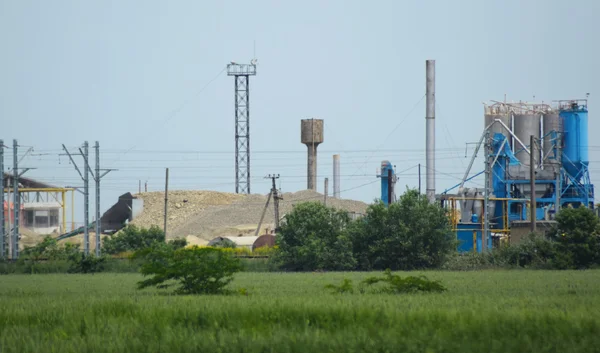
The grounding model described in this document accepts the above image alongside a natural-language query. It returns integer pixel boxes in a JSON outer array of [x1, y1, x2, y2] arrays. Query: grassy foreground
[[1, 271, 600, 352]]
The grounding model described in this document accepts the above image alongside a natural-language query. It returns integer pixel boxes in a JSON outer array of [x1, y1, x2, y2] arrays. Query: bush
[[550, 206, 600, 269], [324, 278, 354, 294], [67, 253, 107, 274], [135, 244, 243, 295], [350, 189, 455, 270], [18, 236, 79, 274], [274, 202, 356, 271], [103, 225, 165, 254], [361, 269, 446, 294], [167, 238, 188, 250]]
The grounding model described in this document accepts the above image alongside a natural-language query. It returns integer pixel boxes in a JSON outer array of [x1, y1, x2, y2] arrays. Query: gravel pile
[[130, 190, 244, 236], [173, 189, 368, 240], [131, 189, 368, 240]]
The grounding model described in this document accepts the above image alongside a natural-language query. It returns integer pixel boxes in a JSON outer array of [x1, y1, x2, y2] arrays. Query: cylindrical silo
[[513, 113, 541, 167], [559, 101, 589, 181], [301, 119, 324, 191], [484, 104, 512, 147], [542, 111, 561, 171]]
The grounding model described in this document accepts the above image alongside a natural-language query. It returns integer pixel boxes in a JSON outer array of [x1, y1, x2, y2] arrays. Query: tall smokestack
[[301, 118, 324, 190], [333, 154, 340, 198], [426, 60, 436, 204]]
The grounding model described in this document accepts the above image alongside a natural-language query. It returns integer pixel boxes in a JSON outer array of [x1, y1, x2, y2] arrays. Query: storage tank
[[513, 113, 541, 166], [301, 119, 324, 190], [542, 111, 562, 171], [484, 104, 512, 147], [559, 101, 589, 181]]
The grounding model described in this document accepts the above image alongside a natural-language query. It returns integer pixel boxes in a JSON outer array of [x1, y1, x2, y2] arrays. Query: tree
[[103, 225, 165, 254], [274, 202, 356, 271], [350, 189, 454, 270], [135, 244, 242, 295], [550, 206, 600, 269]]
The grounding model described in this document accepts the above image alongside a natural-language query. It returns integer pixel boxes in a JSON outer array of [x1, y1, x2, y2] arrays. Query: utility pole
[[483, 131, 491, 251], [83, 142, 89, 255], [530, 135, 537, 233], [12, 140, 19, 259], [164, 168, 169, 238], [267, 174, 282, 230], [0, 139, 4, 259], [255, 190, 272, 237], [139, 180, 141, 194], [93, 141, 113, 256], [324, 178, 328, 206], [62, 142, 91, 255], [145, 181, 148, 192]]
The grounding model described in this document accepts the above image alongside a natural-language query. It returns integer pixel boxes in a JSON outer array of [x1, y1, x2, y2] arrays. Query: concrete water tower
[[301, 119, 324, 190]]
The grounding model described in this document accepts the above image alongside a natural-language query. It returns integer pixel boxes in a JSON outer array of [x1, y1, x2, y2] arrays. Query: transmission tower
[[227, 60, 257, 194]]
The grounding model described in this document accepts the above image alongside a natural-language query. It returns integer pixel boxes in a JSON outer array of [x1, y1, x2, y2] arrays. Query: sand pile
[[132, 189, 368, 240]]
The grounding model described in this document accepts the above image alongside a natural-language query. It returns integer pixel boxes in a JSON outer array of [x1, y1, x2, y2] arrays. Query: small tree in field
[[135, 244, 242, 295], [550, 206, 600, 269], [350, 189, 454, 270], [274, 202, 356, 271], [103, 225, 165, 255]]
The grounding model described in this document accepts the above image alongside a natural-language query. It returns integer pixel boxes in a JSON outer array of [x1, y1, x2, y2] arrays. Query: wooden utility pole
[[530, 135, 536, 233], [164, 168, 169, 237]]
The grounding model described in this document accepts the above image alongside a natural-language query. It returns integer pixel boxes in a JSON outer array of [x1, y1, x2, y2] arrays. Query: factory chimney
[[301, 119, 324, 190], [333, 154, 340, 198], [425, 60, 436, 203]]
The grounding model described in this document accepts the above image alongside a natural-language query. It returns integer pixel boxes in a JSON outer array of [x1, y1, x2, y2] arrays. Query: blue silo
[[560, 101, 589, 181]]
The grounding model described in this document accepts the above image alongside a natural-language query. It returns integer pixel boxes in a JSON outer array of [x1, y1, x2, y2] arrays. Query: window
[[50, 209, 59, 227], [35, 210, 49, 228], [25, 210, 34, 226]]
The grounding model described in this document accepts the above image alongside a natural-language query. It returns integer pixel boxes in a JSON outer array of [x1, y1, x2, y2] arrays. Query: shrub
[[361, 269, 446, 294], [103, 225, 165, 255], [274, 202, 356, 271], [550, 206, 600, 269], [67, 253, 107, 274], [350, 189, 455, 271], [167, 238, 188, 250], [324, 278, 354, 294], [136, 244, 243, 295]]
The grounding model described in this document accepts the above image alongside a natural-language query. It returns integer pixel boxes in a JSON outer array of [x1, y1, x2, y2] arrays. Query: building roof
[[3, 173, 61, 189]]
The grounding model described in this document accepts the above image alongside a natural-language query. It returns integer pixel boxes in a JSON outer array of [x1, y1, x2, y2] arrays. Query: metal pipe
[[333, 154, 340, 198], [483, 131, 490, 251], [426, 60, 435, 203]]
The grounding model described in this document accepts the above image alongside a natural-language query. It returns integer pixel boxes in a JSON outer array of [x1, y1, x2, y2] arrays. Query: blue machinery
[[442, 99, 594, 252]]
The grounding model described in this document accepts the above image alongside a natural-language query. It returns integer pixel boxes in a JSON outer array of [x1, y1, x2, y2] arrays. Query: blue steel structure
[[443, 99, 594, 252]]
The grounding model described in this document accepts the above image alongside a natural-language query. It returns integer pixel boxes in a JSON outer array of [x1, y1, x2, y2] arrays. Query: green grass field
[[1, 270, 600, 352]]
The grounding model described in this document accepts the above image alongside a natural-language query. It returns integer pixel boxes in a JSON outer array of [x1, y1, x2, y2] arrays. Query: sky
[[1, 0, 599, 228]]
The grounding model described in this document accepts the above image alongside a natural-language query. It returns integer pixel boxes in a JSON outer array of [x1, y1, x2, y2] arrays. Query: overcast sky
[[1, 0, 599, 227]]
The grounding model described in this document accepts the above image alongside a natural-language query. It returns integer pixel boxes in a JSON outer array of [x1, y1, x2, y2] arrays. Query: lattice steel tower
[[227, 60, 257, 194]]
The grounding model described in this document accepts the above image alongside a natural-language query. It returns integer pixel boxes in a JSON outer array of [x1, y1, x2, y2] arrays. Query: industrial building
[[442, 99, 594, 251]]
